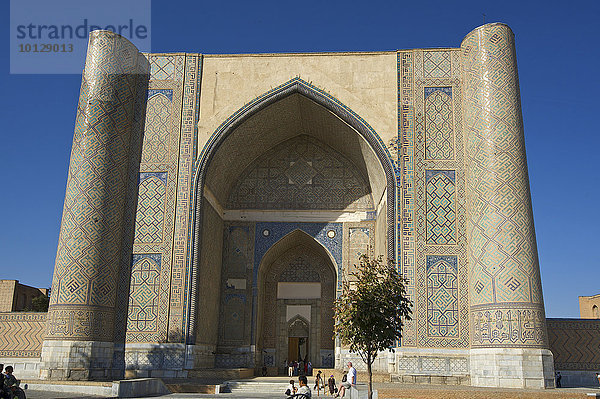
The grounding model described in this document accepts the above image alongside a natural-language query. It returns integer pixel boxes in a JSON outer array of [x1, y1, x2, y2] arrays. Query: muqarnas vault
[[41, 22, 555, 388]]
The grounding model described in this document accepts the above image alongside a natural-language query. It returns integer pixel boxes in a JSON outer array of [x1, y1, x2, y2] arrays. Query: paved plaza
[[24, 382, 600, 399]]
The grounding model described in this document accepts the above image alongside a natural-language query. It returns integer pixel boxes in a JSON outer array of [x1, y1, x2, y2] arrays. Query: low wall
[[547, 318, 600, 387], [0, 312, 47, 358], [0, 312, 46, 378]]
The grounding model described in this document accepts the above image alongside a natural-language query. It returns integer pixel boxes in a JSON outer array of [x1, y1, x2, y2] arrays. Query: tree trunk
[[367, 354, 373, 399]]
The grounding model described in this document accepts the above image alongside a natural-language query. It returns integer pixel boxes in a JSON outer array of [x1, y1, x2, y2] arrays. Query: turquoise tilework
[[462, 23, 547, 348]]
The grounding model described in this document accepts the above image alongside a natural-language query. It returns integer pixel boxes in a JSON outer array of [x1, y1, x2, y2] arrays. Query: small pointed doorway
[[288, 316, 309, 363]]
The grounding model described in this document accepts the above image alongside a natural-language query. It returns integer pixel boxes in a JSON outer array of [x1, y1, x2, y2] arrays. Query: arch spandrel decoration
[[187, 78, 398, 343]]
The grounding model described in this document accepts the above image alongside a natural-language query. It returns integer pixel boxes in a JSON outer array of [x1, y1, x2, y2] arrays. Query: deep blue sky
[[1, 0, 598, 318]]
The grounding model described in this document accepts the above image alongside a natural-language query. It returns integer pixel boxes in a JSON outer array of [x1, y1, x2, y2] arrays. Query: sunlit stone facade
[[40, 23, 555, 388]]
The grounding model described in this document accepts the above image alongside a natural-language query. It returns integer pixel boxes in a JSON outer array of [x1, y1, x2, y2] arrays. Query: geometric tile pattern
[[425, 88, 454, 160], [547, 319, 600, 370], [170, 54, 201, 343], [426, 170, 456, 245], [149, 56, 175, 80], [398, 51, 417, 346], [134, 173, 167, 243], [227, 135, 373, 210], [47, 31, 148, 341], [423, 51, 451, 78], [400, 48, 469, 349], [426, 255, 458, 338], [125, 54, 188, 344], [142, 91, 172, 164], [398, 356, 468, 373], [0, 312, 46, 357], [127, 254, 161, 332], [462, 24, 547, 347]]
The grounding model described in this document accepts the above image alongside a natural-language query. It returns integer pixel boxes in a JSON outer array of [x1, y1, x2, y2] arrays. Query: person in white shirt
[[297, 375, 312, 398], [348, 362, 356, 385], [335, 362, 356, 398]]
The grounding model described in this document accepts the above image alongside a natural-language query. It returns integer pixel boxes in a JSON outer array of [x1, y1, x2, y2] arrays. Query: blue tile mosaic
[[147, 89, 173, 102]]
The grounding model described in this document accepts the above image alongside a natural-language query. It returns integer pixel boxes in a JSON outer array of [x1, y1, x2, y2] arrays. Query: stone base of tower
[[470, 348, 555, 389], [40, 340, 122, 381]]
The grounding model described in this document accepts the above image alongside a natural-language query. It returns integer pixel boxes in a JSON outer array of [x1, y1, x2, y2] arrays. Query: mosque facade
[[39, 22, 555, 388]]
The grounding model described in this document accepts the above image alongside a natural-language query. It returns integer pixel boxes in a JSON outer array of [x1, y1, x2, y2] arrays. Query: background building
[[0, 280, 48, 312], [579, 295, 600, 319]]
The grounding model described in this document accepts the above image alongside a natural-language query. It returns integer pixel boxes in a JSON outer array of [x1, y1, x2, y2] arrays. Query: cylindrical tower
[[41, 31, 148, 380], [462, 23, 554, 388]]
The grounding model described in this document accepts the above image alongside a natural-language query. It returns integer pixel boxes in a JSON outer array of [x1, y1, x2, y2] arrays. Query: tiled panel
[[425, 87, 454, 160], [399, 48, 468, 349], [127, 254, 161, 332], [426, 170, 456, 245], [125, 54, 189, 344], [142, 91, 172, 164], [423, 51, 451, 78], [218, 224, 254, 347], [134, 173, 167, 244], [346, 227, 373, 277], [398, 50, 417, 346], [170, 54, 202, 342], [426, 255, 458, 338]]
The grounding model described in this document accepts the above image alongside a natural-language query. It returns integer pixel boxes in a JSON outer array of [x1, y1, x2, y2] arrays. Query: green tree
[[333, 254, 412, 399], [27, 294, 50, 312]]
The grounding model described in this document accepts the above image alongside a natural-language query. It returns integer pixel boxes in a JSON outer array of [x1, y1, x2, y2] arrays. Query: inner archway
[[257, 230, 337, 371]]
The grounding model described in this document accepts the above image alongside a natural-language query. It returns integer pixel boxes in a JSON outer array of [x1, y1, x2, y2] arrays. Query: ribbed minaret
[[41, 31, 148, 380], [462, 23, 554, 388]]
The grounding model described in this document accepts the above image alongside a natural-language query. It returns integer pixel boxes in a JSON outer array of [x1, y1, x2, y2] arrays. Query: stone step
[[226, 381, 294, 393]]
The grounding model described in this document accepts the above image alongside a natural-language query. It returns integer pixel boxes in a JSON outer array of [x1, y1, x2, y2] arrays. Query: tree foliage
[[26, 294, 50, 312], [333, 254, 412, 399]]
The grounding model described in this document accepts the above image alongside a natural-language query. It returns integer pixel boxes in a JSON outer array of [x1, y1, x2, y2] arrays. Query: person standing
[[327, 374, 337, 396], [555, 371, 562, 388], [313, 370, 323, 395]]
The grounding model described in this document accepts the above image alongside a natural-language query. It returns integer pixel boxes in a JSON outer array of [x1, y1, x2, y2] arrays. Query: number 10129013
[[19, 43, 73, 52]]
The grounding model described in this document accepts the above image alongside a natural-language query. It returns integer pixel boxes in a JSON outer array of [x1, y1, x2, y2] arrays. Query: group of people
[[286, 360, 313, 377], [0, 364, 25, 399], [285, 362, 356, 398]]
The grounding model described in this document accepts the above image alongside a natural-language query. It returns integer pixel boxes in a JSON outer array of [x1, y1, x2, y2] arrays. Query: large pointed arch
[[186, 77, 397, 343]]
